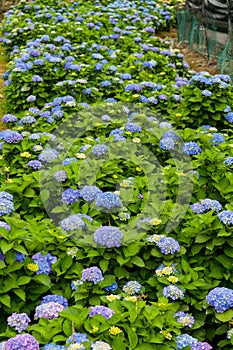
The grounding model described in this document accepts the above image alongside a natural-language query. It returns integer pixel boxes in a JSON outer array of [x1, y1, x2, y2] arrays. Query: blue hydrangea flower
[[206, 287, 233, 312], [95, 192, 122, 212], [26, 160, 42, 170], [176, 334, 197, 350], [225, 112, 233, 123], [60, 214, 86, 231], [123, 281, 142, 295], [224, 157, 233, 165], [66, 332, 89, 345], [62, 157, 78, 166], [160, 137, 175, 150], [209, 133, 225, 145], [2, 114, 18, 123], [0, 199, 14, 216], [62, 189, 81, 205], [182, 142, 201, 155], [174, 312, 195, 328], [191, 199, 222, 213], [92, 144, 108, 156], [38, 148, 58, 163], [81, 266, 104, 284], [41, 295, 68, 309], [43, 344, 66, 350], [162, 285, 184, 300], [125, 122, 141, 133], [156, 237, 180, 254], [0, 130, 23, 143], [218, 210, 233, 225], [32, 252, 57, 275], [201, 90, 212, 97], [15, 252, 26, 262], [125, 83, 142, 92], [94, 226, 123, 248], [26, 95, 36, 102], [105, 281, 118, 292], [81, 186, 102, 202]]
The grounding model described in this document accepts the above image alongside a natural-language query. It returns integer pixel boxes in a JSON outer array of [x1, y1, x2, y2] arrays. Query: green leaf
[[130, 256, 145, 267], [18, 276, 31, 285], [0, 294, 11, 308], [215, 309, 233, 322], [13, 289, 26, 301], [33, 275, 51, 287]]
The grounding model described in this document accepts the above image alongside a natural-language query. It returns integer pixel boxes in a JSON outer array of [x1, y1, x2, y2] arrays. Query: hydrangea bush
[[0, 0, 233, 349]]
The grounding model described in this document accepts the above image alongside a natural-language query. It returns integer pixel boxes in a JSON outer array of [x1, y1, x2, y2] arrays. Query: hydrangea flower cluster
[[94, 226, 123, 247], [155, 264, 178, 276], [89, 306, 115, 320], [5, 334, 39, 350], [223, 156, 233, 165], [54, 170, 68, 182], [95, 192, 122, 211], [81, 266, 104, 284], [60, 214, 86, 231], [26, 160, 42, 170], [104, 281, 118, 292], [181, 141, 201, 155], [0, 191, 14, 216], [206, 287, 233, 312], [162, 285, 184, 300], [7, 312, 31, 333], [191, 342, 212, 350], [122, 280, 142, 295], [66, 332, 89, 346], [80, 186, 102, 202], [190, 198, 222, 214], [41, 294, 68, 309], [176, 334, 198, 350], [91, 342, 112, 350], [156, 236, 180, 255], [32, 252, 57, 275], [0, 220, 10, 231], [91, 144, 108, 156], [218, 210, 233, 225], [34, 302, 65, 319], [43, 344, 66, 350], [62, 188, 81, 205], [174, 312, 195, 328]]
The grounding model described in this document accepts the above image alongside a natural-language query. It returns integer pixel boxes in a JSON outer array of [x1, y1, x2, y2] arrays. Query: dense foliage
[[0, 0, 233, 349]]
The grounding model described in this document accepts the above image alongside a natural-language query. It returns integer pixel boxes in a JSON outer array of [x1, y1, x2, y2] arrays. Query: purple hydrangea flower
[[2, 114, 18, 123], [89, 306, 114, 320], [5, 334, 39, 350], [0, 221, 10, 231], [34, 302, 64, 319], [54, 170, 67, 183], [81, 266, 104, 284], [7, 313, 31, 333], [191, 342, 212, 350], [94, 226, 123, 248]]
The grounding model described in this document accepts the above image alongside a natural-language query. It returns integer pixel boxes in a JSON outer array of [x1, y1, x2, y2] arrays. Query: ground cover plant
[[0, 0, 233, 349]]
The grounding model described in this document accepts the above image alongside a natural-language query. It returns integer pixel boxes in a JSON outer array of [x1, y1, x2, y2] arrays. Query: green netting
[[176, 5, 233, 77]]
